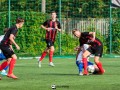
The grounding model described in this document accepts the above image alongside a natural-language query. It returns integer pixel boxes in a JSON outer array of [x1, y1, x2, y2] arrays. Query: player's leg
[[38, 47, 49, 67], [0, 58, 11, 80], [88, 61, 94, 66], [94, 56, 105, 74], [94, 45, 105, 74], [0, 53, 6, 60], [0, 60, 9, 71], [76, 50, 83, 75], [82, 50, 91, 75], [49, 46, 55, 66], [39, 48, 48, 62], [78, 62, 84, 75], [0, 53, 8, 76], [7, 54, 18, 79], [1, 65, 8, 76]]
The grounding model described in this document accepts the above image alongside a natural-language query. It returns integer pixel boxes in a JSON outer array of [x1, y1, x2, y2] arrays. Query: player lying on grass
[[0, 18, 24, 79], [72, 29, 105, 75], [75, 44, 90, 75], [38, 11, 61, 67], [75, 44, 101, 75]]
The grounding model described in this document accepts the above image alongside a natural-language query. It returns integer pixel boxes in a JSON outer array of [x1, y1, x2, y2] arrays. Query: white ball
[[87, 65, 95, 73], [51, 84, 56, 89]]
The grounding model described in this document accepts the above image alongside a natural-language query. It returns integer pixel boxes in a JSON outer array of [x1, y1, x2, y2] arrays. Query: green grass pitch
[[0, 57, 120, 90]]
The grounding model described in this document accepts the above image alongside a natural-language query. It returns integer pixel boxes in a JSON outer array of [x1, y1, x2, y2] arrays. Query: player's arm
[[41, 20, 52, 31], [89, 32, 95, 41], [41, 25, 53, 32], [9, 45, 14, 51], [55, 27, 61, 32], [9, 34, 20, 50], [74, 46, 81, 51], [55, 21, 61, 32], [41, 25, 48, 31]]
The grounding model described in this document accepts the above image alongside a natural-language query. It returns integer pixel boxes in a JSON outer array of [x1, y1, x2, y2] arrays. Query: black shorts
[[87, 45, 103, 57], [0, 44, 15, 59], [46, 39, 54, 48]]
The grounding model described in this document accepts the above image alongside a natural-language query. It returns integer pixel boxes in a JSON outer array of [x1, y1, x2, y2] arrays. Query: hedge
[[0, 11, 79, 56], [1, 11, 119, 56]]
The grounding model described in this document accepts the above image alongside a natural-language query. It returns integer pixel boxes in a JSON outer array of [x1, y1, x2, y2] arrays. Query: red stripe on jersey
[[4, 38, 9, 45], [52, 29, 55, 41], [87, 36, 101, 46], [45, 21, 57, 42], [49, 21, 53, 39], [52, 22, 57, 42], [46, 32, 48, 39], [49, 30, 52, 39], [50, 21, 52, 27], [53, 31, 57, 41], [45, 21, 53, 40], [94, 39, 101, 46]]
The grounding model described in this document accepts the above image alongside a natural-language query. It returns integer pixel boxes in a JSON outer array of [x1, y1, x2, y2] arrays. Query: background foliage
[[0, 0, 120, 55]]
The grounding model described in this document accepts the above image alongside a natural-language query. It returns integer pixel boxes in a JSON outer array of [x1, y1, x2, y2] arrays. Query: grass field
[[0, 57, 120, 90]]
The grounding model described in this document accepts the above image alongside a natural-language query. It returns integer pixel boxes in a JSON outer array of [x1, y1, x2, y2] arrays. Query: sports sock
[[49, 51, 54, 62], [39, 51, 47, 61], [96, 62, 104, 73], [8, 58, 16, 75], [82, 58, 88, 74], [79, 62, 83, 73], [0, 61, 9, 71]]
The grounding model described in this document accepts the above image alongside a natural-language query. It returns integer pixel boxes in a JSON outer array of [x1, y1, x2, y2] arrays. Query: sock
[[8, 58, 16, 75], [49, 51, 54, 62], [4, 65, 9, 71], [82, 58, 88, 74], [0, 61, 9, 71], [39, 51, 47, 61], [79, 62, 83, 73], [96, 62, 104, 73]]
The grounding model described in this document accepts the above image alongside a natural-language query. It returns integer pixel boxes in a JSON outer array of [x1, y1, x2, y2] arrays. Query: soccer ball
[[87, 65, 95, 73], [51, 84, 56, 89]]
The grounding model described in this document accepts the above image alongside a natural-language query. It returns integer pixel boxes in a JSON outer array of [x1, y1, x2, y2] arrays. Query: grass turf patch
[[0, 57, 120, 90]]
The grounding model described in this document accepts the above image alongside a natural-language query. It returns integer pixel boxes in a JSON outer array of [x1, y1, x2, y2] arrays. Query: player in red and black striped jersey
[[38, 11, 61, 67], [72, 29, 105, 75], [0, 18, 24, 79]]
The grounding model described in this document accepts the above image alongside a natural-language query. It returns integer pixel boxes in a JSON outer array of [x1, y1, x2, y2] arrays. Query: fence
[[0, 0, 120, 56]]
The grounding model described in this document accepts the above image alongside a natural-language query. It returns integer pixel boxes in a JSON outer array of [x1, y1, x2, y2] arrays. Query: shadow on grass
[[41, 73, 78, 76]]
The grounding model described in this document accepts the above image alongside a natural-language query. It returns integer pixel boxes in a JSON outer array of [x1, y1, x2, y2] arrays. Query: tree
[[41, 0, 46, 13]]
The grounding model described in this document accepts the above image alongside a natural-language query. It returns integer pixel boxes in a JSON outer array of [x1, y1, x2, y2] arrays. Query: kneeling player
[[76, 44, 91, 75]]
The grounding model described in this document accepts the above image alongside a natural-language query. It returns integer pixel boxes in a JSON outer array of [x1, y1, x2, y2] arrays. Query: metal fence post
[[59, 0, 61, 55], [8, 0, 11, 27], [109, 0, 112, 54]]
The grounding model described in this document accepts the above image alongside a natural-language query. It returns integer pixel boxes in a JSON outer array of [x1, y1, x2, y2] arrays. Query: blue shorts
[[0, 53, 6, 61]]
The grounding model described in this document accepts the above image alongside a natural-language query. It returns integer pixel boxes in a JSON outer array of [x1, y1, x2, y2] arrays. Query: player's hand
[[91, 38, 95, 42], [55, 26, 61, 32], [46, 28, 53, 31], [16, 45, 20, 50], [74, 46, 80, 51], [55, 25, 58, 30]]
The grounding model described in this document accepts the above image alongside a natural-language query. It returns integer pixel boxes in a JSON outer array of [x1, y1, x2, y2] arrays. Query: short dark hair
[[51, 11, 56, 14], [3, 28, 9, 33], [16, 18, 24, 24], [72, 29, 79, 34]]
